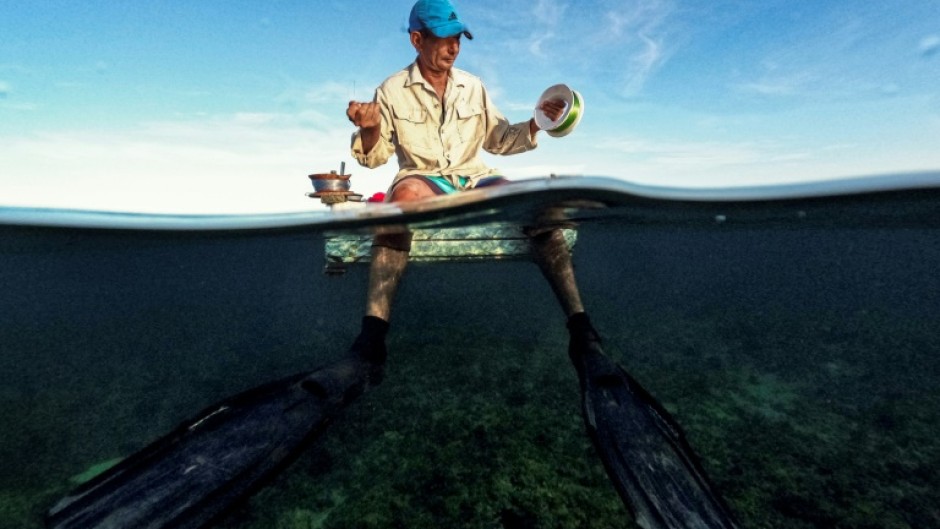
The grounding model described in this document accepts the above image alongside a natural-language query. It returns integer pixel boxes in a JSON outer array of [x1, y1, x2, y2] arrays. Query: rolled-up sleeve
[[481, 87, 537, 156], [350, 89, 396, 169]]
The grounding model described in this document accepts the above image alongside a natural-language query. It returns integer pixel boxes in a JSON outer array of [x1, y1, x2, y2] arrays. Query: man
[[344, 0, 600, 364], [340, 6, 743, 525]]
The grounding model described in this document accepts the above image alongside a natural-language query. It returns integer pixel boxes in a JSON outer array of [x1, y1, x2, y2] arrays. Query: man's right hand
[[347, 101, 381, 129]]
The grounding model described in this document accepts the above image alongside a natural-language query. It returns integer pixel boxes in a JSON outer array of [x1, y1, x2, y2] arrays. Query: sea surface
[[1, 176, 938, 529]]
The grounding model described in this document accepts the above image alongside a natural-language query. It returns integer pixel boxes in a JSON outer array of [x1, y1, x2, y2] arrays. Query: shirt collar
[[405, 61, 467, 91]]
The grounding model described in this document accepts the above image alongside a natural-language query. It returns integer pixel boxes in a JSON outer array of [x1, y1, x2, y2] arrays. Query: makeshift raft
[[307, 170, 577, 275]]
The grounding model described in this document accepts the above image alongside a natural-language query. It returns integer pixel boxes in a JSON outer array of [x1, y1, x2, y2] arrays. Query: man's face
[[412, 31, 461, 74]]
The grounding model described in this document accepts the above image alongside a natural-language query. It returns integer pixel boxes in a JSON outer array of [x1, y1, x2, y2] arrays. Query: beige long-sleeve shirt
[[351, 62, 537, 190]]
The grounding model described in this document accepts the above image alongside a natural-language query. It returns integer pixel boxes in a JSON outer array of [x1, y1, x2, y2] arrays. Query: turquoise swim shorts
[[408, 175, 508, 195]]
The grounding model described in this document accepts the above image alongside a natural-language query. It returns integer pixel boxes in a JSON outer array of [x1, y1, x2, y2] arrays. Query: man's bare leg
[[478, 177, 596, 344], [530, 228, 585, 317], [529, 227, 603, 354], [364, 245, 409, 321], [350, 178, 438, 362]]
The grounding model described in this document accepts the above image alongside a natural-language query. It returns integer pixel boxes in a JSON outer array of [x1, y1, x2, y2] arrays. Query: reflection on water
[[1, 181, 938, 528]]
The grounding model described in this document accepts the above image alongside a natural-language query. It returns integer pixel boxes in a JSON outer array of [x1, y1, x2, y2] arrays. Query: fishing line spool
[[534, 84, 584, 138]]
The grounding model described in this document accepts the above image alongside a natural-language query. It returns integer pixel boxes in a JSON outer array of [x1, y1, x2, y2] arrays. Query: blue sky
[[1, 0, 938, 213]]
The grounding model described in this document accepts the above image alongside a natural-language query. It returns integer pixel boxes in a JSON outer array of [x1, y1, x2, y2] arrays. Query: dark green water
[[1, 189, 938, 528]]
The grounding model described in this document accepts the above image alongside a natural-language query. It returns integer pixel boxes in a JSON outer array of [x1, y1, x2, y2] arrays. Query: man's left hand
[[540, 98, 567, 123], [530, 98, 567, 135]]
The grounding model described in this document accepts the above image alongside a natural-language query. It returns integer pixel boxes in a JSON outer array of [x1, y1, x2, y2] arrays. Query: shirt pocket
[[455, 103, 484, 145], [391, 105, 433, 153]]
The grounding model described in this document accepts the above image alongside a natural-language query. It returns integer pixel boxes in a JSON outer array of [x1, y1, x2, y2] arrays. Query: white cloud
[[231, 112, 279, 125], [0, 101, 36, 111], [730, 6, 940, 102], [735, 82, 794, 96], [468, 0, 676, 98], [622, 33, 665, 96], [0, 112, 395, 214], [532, 0, 567, 26], [733, 71, 817, 96], [920, 34, 940, 57], [509, 0, 566, 60], [582, 128, 940, 188], [601, 136, 776, 168], [527, 32, 555, 58], [596, 0, 675, 97], [0, 80, 9, 97], [302, 80, 354, 103]]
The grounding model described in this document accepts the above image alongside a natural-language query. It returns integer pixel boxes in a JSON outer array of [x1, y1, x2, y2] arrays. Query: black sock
[[566, 312, 600, 343], [351, 316, 389, 363], [361, 315, 389, 340]]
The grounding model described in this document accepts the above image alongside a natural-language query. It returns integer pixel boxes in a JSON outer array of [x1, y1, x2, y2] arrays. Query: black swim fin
[[570, 343, 739, 529], [46, 355, 383, 529]]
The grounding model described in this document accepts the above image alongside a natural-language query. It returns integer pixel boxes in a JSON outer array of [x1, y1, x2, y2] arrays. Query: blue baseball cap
[[408, 0, 473, 40]]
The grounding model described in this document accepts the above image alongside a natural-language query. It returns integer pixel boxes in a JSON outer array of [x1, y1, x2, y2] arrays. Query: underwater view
[[1, 177, 939, 529]]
